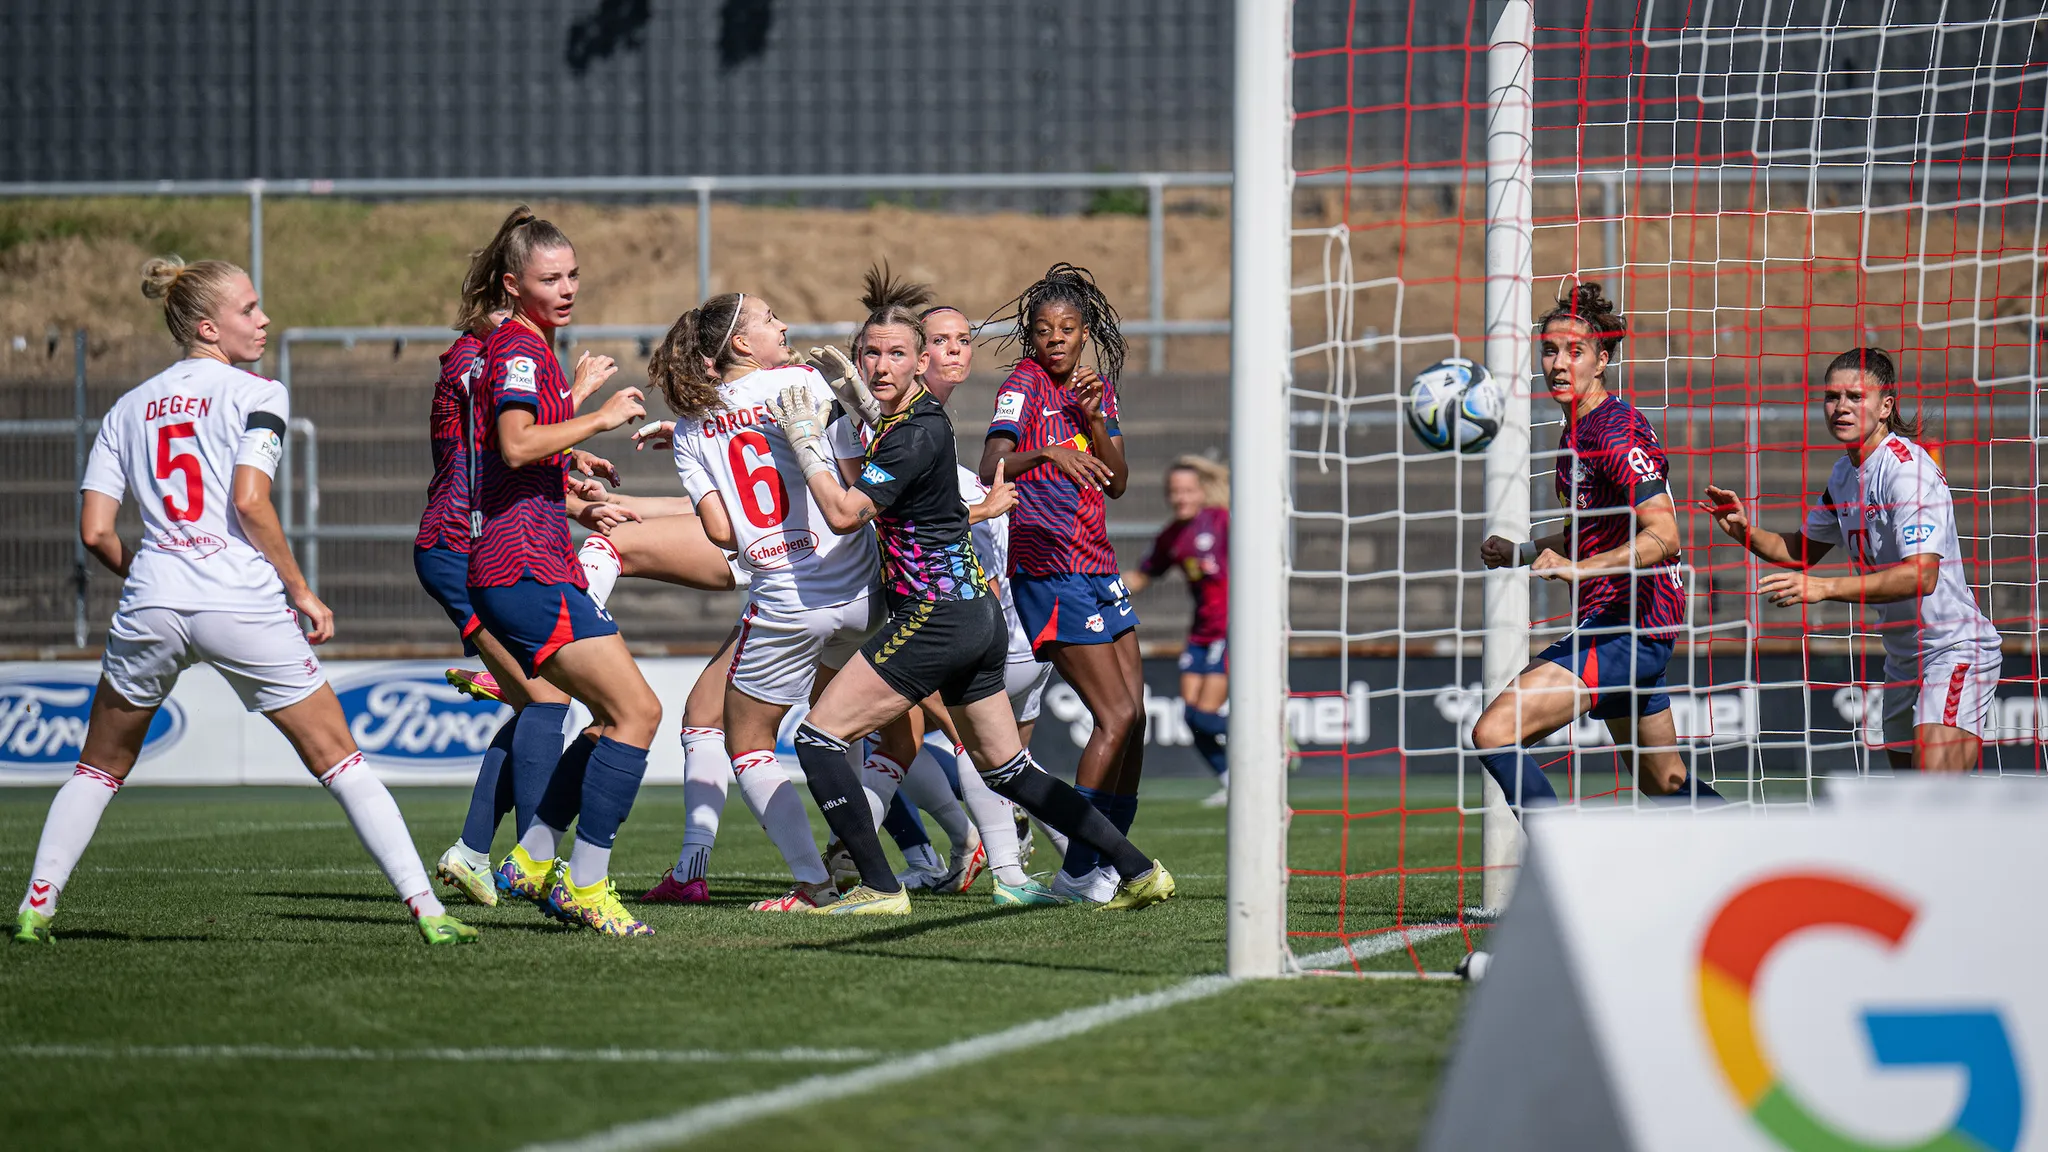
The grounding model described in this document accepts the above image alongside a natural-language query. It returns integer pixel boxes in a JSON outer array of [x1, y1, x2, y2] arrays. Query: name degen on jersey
[[80, 358, 292, 612]]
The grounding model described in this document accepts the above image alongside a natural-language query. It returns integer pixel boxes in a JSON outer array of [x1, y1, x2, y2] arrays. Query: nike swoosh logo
[[1042, 408, 1063, 416], [559, 389, 573, 399]]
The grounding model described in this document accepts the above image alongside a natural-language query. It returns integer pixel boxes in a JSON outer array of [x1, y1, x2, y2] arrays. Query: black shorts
[[862, 594, 1007, 708]]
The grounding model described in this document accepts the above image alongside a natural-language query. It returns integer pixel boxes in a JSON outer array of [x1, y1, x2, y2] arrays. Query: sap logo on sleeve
[[993, 391, 1026, 423], [506, 357, 538, 394], [1901, 523, 1935, 545], [860, 462, 894, 486]]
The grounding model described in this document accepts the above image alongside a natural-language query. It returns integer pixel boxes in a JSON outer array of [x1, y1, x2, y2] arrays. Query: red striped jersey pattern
[[415, 333, 485, 552], [466, 322, 584, 589], [1554, 395, 1685, 632], [984, 357, 1122, 577]]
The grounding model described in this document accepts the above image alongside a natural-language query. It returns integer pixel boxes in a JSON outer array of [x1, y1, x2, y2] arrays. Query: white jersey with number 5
[[81, 357, 292, 613], [1801, 432, 1999, 671], [673, 365, 877, 613]]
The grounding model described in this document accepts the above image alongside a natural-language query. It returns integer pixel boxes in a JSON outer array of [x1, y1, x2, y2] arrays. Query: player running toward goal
[[12, 257, 475, 947], [1127, 457, 1232, 807], [1473, 282, 1721, 808], [1706, 348, 2001, 771], [464, 209, 665, 936], [769, 269, 1174, 914]]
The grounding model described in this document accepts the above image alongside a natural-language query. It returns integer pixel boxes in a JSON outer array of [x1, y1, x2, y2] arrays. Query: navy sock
[[792, 723, 900, 892], [572, 737, 649, 849], [1478, 749, 1558, 808], [1107, 791, 1139, 836], [986, 752, 1151, 880], [459, 716, 517, 854], [535, 732, 597, 833], [1060, 786, 1116, 878], [510, 702, 570, 835], [1184, 706, 1229, 777], [882, 790, 931, 852]]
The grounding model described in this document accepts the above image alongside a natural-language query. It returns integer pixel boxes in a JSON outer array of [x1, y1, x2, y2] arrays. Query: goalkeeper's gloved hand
[[807, 345, 881, 428], [768, 384, 837, 480]]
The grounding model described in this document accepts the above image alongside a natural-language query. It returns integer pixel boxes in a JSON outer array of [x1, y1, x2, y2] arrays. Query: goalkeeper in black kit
[[766, 267, 1175, 914]]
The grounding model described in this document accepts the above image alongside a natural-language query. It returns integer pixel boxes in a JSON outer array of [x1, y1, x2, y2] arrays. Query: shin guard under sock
[[460, 715, 518, 855], [792, 724, 900, 892], [510, 702, 571, 835], [1478, 749, 1558, 808], [535, 732, 597, 834]]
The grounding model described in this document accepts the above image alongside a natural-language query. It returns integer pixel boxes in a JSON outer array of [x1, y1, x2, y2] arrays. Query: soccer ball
[[1404, 357, 1502, 453]]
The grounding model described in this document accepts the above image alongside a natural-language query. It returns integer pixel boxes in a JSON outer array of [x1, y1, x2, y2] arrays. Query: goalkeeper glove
[[769, 384, 837, 480], [807, 345, 881, 428]]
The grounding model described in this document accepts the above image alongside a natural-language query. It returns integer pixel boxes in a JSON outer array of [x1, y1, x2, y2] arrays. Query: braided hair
[[994, 262, 1127, 384]]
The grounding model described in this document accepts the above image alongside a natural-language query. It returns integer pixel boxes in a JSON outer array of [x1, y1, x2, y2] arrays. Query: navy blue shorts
[[1014, 572, 1137, 657], [1178, 637, 1227, 677], [1535, 614, 1673, 720], [469, 578, 617, 678], [413, 546, 480, 657]]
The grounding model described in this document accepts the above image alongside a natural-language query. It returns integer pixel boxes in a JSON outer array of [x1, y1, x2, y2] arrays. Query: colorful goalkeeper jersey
[[1801, 432, 1998, 669], [1555, 395, 1685, 632], [856, 386, 990, 606], [985, 357, 1122, 577], [467, 320, 583, 589], [1141, 505, 1230, 646], [415, 333, 485, 553]]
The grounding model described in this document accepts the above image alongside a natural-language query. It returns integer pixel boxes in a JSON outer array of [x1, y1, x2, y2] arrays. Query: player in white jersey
[[12, 256, 475, 947], [645, 292, 904, 911], [1706, 348, 2001, 771]]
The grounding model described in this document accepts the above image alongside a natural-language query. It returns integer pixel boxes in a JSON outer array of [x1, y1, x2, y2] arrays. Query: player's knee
[[1091, 693, 1141, 743], [611, 688, 663, 745], [1469, 709, 1513, 752]]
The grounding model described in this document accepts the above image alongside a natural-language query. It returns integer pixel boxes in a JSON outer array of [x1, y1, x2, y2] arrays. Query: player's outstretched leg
[[268, 686, 477, 946], [644, 726, 729, 904]]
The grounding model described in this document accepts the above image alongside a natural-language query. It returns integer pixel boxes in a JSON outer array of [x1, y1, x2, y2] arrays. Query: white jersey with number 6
[[1801, 432, 1999, 672], [81, 357, 292, 613], [673, 365, 877, 613]]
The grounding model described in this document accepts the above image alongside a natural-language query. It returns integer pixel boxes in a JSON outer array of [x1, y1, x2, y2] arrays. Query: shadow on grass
[[29, 928, 213, 943]]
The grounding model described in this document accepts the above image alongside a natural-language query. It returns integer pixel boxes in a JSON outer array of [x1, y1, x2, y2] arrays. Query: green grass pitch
[[0, 776, 1472, 1151]]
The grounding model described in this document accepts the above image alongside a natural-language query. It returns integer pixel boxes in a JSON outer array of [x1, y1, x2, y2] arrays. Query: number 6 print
[[728, 429, 789, 529]]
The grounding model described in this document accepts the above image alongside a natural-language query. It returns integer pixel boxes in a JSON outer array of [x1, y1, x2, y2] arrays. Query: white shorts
[[728, 592, 876, 707], [1883, 646, 2001, 747], [101, 605, 325, 713], [1006, 658, 1052, 724]]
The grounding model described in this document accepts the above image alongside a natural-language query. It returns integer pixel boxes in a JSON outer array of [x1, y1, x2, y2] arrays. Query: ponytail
[[1538, 279, 1628, 363], [649, 292, 745, 420], [456, 204, 573, 334], [850, 263, 933, 359]]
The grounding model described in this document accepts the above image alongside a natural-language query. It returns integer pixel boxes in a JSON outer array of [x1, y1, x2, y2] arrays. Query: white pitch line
[[516, 975, 1238, 1152], [1291, 920, 1473, 973], [1, 1043, 879, 1065]]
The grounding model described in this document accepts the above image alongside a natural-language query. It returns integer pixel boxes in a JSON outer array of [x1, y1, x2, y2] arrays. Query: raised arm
[[1703, 484, 1834, 569]]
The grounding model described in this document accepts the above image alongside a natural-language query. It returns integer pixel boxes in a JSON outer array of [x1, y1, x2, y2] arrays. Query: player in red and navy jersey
[[460, 206, 663, 936], [980, 264, 1147, 904], [1473, 282, 1720, 809], [767, 270, 1174, 914], [1128, 457, 1231, 807]]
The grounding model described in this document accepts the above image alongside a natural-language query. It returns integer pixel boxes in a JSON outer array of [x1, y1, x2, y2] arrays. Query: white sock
[[19, 764, 122, 918], [902, 843, 941, 875], [319, 752, 443, 918], [675, 727, 730, 880], [567, 839, 611, 888], [519, 820, 564, 862], [900, 745, 973, 850], [860, 750, 907, 831], [733, 749, 828, 885], [956, 759, 1023, 881], [580, 534, 622, 610]]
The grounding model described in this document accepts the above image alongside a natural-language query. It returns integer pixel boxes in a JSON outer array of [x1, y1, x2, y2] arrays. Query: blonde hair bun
[[139, 255, 187, 301]]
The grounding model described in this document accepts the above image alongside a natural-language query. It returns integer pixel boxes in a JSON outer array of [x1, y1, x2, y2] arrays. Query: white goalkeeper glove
[[807, 345, 881, 428], [768, 384, 837, 480]]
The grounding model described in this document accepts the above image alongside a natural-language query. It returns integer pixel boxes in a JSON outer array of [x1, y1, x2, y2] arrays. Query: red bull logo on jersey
[[745, 528, 819, 570], [0, 667, 184, 772], [332, 665, 511, 768]]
